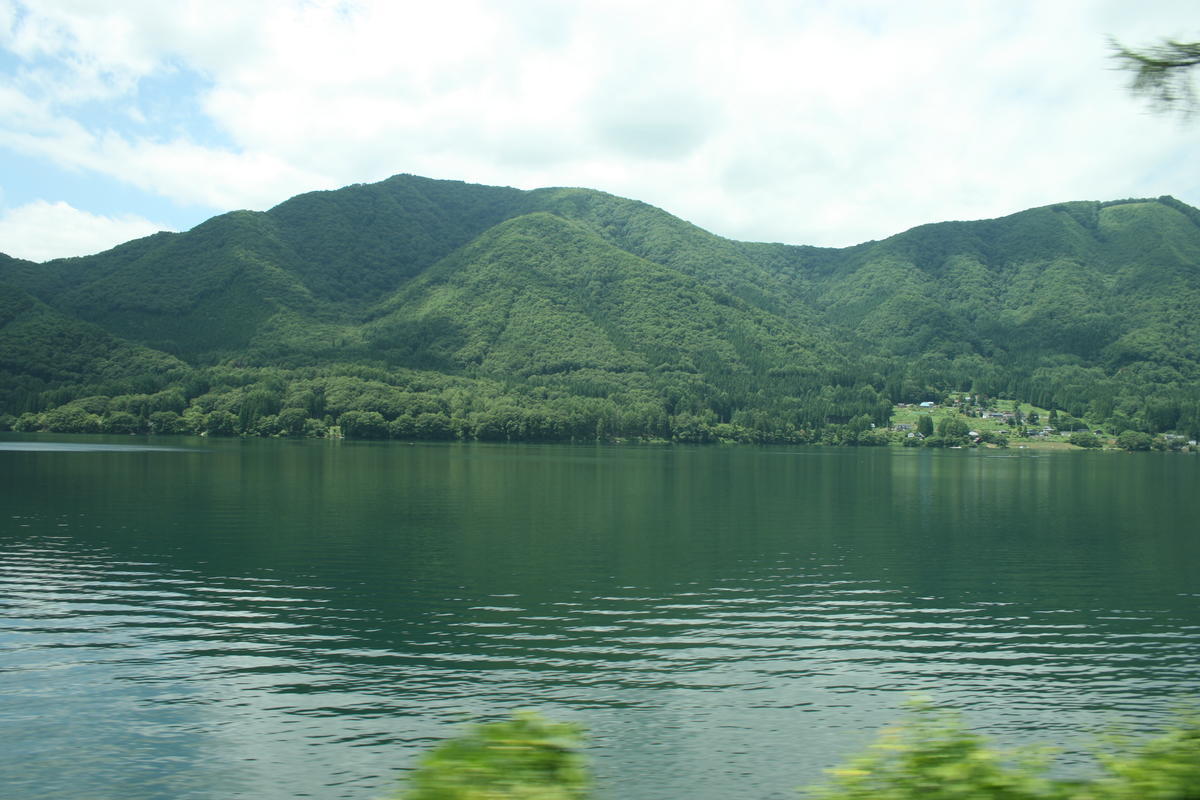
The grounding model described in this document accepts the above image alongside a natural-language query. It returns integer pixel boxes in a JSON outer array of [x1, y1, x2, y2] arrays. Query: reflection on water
[[0, 441, 199, 452], [2, 437, 1199, 800]]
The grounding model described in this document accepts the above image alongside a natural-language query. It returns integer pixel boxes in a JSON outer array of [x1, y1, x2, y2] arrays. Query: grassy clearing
[[890, 398, 1115, 450]]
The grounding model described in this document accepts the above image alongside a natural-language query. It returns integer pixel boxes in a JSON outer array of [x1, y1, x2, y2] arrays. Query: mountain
[[746, 197, 1200, 416], [1, 175, 1198, 442]]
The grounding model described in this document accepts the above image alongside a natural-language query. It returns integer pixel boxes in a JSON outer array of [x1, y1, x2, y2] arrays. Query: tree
[[102, 411, 142, 434], [979, 430, 1009, 447], [41, 405, 101, 433], [204, 410, 238, 437], [1112, 37, 1200, 115], [148, 410, 185, 434], [1057, 413, 1087, 432], [413, 411, 455, 440], [1069, 431, 1101, 449], [936, 416, 969, 440], [303, 417, 328, 438], [1181, 401, 1200, 441], [275, 407, 309, 437], [1116, 429, 1154, 451], [238, 388, 281, 432], [251, 414, 281, 437], [847, 414, 873, 435], [339, 410, 388, 439], [916, 415, 933, 437]]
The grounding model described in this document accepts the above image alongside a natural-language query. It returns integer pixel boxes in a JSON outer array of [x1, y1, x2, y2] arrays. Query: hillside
[[741, 197, 1200, 427], [1, 175, 1197, 442], [0, 281, 188, 414]]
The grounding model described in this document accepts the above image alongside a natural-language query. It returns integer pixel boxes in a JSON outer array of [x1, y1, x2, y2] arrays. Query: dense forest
[[1, 174, 1198, 444]]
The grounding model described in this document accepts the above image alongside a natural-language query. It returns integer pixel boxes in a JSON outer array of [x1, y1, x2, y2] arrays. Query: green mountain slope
[[1, 176, 1197, 442], [524, 187, 817, 322], [0, 281, 188, 414], [2, 176, 531, 362], [745, 197, 1200, 407], [367, 211, 833, 374], [268, 174, 528, 304]]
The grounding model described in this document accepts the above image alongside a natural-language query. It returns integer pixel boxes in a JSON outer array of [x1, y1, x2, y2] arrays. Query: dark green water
[[2, 436, 1198, 800]]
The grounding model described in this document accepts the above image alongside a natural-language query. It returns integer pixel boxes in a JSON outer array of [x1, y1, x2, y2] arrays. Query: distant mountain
[[1, 175, 1197, 442], [781, 198, 1199, 363]]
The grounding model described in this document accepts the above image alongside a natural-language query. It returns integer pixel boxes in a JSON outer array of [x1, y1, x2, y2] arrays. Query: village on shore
[[888, 394, 1197, 452]]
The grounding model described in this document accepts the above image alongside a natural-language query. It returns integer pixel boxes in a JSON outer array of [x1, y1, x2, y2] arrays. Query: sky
[[0, 0, 1196, 262]]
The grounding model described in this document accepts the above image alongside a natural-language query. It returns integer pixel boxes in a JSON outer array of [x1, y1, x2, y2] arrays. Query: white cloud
[[0, 87, 331, 210], [0, 200, 169, 260], [0, 0, 1197, 257]]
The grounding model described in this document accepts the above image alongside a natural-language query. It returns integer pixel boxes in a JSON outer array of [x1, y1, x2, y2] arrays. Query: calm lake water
[[2, 436, 1198, 800]]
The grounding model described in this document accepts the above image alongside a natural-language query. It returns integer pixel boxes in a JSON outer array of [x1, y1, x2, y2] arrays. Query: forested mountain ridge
[[1, 174, 1197, 442], [740, 196, 1200, 419]]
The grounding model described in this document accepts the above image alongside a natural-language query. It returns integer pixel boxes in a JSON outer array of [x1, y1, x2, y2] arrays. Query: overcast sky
[[0, 0, 1195, 262]]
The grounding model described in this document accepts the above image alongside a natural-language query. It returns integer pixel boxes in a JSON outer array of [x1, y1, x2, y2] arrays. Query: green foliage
[[1111, 37, 1200, 115], [272, 174, 526, 305], [414, 411, 456, 440], [102, 411, 143, 434], [41, 404, 101, 433], [1116, 430, 1154, 451], [238, 388, 282, 431], [1069, 431, 1102, 449], [805, 701, 1056, 800], [339, 409, 389, 439], [397, 712, 590, 800], [1089, 713, 1200, 799], [275, 407, 309, 437], [148, 410, 187, 434], [204, 410, 238, 437], [806, 701, 1200, 800], [13, 412, 39, 431], [979, 430, 1009, 447], [303, 417, 329, 438], [937, 416, 971, 441], [391, 705, 1200, 800]]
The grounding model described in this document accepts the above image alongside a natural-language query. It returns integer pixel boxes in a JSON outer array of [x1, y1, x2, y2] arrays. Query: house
[[894, 423, 914, 431], [919, 401, 935, 408]]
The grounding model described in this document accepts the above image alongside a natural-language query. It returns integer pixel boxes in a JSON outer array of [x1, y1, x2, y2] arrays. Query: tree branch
[[1110, 37, 1200, 115]]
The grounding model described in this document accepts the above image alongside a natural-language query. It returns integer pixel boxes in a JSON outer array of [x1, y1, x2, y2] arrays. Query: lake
[[2, 436, 1198, 800]]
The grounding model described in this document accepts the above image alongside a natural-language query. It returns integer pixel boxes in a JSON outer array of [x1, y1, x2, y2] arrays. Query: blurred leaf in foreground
[[397, 711, 590, 800]]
